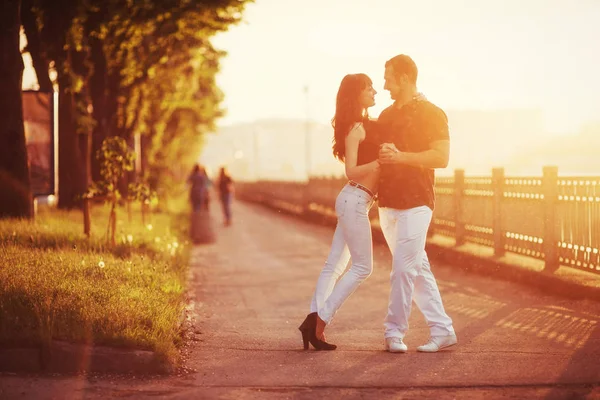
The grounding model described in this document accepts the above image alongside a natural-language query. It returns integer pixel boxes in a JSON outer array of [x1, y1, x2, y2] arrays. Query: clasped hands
[[378, 143, 403, 164]]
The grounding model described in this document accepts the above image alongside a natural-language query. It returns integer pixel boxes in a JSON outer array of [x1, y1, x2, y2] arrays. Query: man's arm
[[379, 140, 449, 168], [379, 103, 450, 169]]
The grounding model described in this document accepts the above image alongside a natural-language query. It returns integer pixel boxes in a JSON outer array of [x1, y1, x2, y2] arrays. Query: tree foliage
[[22, 0, 252, 208]]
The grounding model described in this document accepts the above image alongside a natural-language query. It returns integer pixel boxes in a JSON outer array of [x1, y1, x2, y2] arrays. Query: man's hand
[[379, 143, 402, 164], [378, 140, 450, 168], [380, 143, 398, 152]]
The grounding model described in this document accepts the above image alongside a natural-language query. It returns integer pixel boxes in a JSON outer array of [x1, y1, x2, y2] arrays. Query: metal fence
[[236, 166, 600, 275]]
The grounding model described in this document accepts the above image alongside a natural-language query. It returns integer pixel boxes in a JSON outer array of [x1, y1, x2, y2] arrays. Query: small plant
[[128, 180, 158, 225], [85, 137, 135, 246]]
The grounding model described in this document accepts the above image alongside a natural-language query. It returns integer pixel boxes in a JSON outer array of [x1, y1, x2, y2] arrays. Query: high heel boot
[[298, 312, 337, 351]]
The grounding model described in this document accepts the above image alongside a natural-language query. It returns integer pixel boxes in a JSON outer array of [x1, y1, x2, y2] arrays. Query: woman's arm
[[344, 124, 380, 181]]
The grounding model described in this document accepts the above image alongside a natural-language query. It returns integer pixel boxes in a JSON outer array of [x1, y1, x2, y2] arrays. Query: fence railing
[[235, 166, 600, 276]]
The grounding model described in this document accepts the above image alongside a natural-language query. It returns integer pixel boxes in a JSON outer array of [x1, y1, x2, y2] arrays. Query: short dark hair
[[385, 54, 418, 84]]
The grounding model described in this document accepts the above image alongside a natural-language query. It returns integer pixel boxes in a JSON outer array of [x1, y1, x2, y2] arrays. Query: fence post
[[255, 180, 263, 204], [454, 169, 465, 246], [492, 167, 505, 257], [303, 177, 312, 215], [428, 176, 436, 238], [427, 221, 435, 238], [543, 166, 560, 273], [427, 177, 436, 238]]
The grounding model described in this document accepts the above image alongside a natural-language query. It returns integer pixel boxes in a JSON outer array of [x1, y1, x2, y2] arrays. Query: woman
[[188, 164, 216, 244], [188, 164, 209, 212], [299, 74, 380, 350]]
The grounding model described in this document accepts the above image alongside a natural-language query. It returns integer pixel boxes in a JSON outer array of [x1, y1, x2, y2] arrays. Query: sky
[[212, 0, 600, 134], [19, 0, 600, 177]]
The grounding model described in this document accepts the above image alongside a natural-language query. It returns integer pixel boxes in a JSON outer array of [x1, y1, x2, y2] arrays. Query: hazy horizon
[[200, 113, 600, 181], [212, 0, 600, 135]]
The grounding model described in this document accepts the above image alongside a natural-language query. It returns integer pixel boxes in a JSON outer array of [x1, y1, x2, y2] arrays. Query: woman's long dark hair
[[331, 73, 372, 162]]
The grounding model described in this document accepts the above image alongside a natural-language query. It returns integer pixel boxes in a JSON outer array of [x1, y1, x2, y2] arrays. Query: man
[[377, 54, 457, 353], [218, 166, 234, 226]]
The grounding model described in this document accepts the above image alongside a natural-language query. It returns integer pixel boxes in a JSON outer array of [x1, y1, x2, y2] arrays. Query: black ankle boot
[[298, 312, 337, 351]]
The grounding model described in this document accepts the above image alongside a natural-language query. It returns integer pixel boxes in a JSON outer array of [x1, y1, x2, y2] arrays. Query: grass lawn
[[0, 201, 191, 364]]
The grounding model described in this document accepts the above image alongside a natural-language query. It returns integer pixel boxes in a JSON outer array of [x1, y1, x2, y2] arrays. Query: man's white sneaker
[[385, 337, 408, 353], [416, 334, 457, 352]]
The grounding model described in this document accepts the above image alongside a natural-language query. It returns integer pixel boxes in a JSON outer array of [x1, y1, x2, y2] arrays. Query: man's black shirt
[[377, 99, 449, 211]]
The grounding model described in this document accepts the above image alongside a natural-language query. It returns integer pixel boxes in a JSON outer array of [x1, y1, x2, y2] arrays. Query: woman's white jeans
[[378, 205, 454, 339], [310, 184, 375, 324]]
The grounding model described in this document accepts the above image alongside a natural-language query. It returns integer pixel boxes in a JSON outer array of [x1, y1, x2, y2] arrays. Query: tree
[[110, 3, 242, 189], [86, 137, 135, 246], [20, 0, 253, 208], [92, 2, 236, 178], [22, 0, 92, 209], [0, 0, 33, 219]]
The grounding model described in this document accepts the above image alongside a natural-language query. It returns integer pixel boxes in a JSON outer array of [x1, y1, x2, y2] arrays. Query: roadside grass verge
[[0, 202, 191, 365]]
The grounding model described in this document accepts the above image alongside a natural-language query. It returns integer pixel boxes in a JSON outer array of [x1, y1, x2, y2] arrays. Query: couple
[[299, 54, 457, 353]]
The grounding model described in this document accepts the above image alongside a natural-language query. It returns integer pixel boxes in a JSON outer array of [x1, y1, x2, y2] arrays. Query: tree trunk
[[79, 128, 92, 188], [140, 133, 149, 178], [21, 0, 53, 92], [87, 3, 108, 183], [106, 70, 122, 137], [56, 68, 86, 209], [0, 0, 33, 219], [89, 37, 108, 182]]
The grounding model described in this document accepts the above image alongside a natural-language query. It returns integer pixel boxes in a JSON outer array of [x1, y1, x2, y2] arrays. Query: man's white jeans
[[378, 205, 454, 339], [310, 184, 375, 324]]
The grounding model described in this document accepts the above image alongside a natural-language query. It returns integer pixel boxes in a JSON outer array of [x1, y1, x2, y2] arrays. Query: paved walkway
[[1, 201, 600, 399]]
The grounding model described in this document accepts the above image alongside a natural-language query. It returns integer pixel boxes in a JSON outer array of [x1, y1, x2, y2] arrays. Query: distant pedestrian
[[217, 167, 234, 226], [188, 164, 215, 244], [187, 164, 209, 212]]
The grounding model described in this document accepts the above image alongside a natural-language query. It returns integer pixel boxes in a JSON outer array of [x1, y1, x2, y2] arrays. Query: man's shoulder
[[378, 105, 396, 119], [381, 104, 395, 113], [415, 100, 447, 122]]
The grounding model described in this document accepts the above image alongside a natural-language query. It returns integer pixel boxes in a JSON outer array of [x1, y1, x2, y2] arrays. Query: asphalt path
[[1, 201, 599, 399]]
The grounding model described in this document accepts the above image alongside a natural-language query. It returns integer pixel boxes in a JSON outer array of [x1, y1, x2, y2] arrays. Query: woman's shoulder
[[347, 122, 366, 138], [350, 121, 366, 131]]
